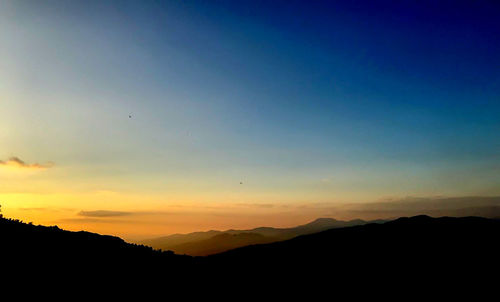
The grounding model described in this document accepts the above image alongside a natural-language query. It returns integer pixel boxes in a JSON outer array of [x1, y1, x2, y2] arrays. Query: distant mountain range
[[140, 217, 386, 256]]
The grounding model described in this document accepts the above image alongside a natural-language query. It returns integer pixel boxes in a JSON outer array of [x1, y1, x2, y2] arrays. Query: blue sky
[[1, 0, 499, 236]]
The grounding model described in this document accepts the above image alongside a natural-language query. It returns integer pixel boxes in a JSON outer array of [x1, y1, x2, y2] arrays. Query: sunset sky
[[1, 1, 499, 240]]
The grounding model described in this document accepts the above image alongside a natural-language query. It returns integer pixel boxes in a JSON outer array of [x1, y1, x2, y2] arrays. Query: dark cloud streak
[[335, 196, 500, 219], [0, 157, 54, 169]]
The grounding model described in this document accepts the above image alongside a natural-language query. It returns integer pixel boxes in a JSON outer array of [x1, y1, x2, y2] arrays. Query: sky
[[1, 0, 499, 240]]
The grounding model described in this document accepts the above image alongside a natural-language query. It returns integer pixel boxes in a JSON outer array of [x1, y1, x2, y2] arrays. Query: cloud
[[256, 196, 500, 221], [335, 196, 500, 219], [0, 157, 54, 169], [236, 203, 275, 208], [78, 210, 133, 217]]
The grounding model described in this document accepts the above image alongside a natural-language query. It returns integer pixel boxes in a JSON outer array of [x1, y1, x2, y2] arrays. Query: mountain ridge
[[140, 217, 386, 255]]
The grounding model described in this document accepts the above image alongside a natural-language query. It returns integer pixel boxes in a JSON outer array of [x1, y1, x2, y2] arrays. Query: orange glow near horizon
[[0, 191, 352, 241]]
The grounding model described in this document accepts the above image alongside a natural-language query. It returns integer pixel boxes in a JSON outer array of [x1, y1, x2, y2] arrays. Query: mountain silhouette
[[141, 217, 385, 255], [168, 232, 277, 256], [2, 215, 498, 295], [207, 215, 500, 275], [1, 216, 194, 279]]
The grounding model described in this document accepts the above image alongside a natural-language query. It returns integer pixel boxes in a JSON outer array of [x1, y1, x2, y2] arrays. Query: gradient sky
[[1, 0, 499, 240]]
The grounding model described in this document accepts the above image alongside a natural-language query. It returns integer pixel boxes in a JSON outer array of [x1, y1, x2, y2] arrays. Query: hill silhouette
[[207, 215, 500, 277], [2, 215, 498, 294], [141, 217, 385, 255], [0, 217, 194, 280]]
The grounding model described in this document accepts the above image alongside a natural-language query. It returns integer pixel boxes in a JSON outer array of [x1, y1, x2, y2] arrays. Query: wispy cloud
[[331, 196, 500, 219], [236, 203, 275, 208], [78, 210, 133, 217], [0, 157, 54, 169]]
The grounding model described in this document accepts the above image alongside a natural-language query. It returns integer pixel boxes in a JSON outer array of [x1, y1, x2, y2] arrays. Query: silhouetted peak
[[314, 217, 339, 223], [395, 215, 433, 222], [301, 218, 339, 227], [412, 214, 433, 219], [252, 227, 277, 232]]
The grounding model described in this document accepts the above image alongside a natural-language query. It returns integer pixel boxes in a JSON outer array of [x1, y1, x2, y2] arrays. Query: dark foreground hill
[[2, 215, 499, 295], [205, 216, 500, 277], [0, 217, 194, 276]]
